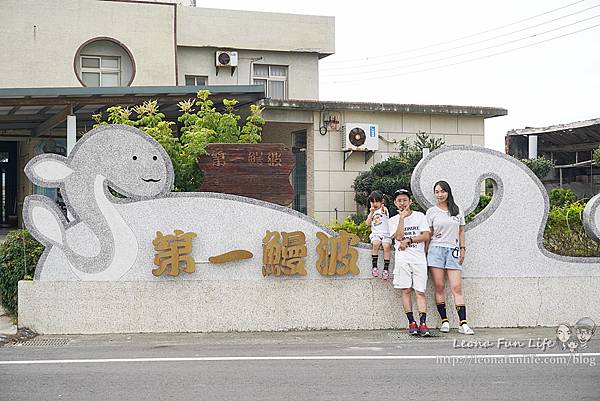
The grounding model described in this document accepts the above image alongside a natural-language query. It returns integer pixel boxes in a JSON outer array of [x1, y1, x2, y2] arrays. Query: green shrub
[[326, 218, 371, 243], [352, 159, 412, 215], [348, 213, 366, 225], [544, 201, 600, 257], [0, 230, 44, 315], [522, 157, 554, 179], [465, 195, 492, 222], [593, 146, 600, 164], [353, 132, 443, 215], [549, 187, 576, 208], [93, 91, 266, 192]]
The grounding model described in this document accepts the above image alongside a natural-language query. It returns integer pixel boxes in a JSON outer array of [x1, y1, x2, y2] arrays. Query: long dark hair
[[368, 190, 385, 206], [434, 180, 459, 217]]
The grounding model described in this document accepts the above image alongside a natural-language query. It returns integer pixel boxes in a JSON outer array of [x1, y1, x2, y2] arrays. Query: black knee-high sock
[[419, 312, 427, 325], [406, 312, 415, 324], [383, 259, 390, 271], [372, 255, 378, 268], [456, 304, 467, 325], [437, 303, 449, 323]]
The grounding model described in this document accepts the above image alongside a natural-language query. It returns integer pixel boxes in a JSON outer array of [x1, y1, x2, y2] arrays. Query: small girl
[[366, 190, 392, 280]]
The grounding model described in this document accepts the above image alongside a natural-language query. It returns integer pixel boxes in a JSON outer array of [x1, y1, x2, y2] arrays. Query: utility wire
[[321, 13, 600, 78], [325, 0, 588, 64], [322, 21, 600, 84], [322, 3, 600, 71]]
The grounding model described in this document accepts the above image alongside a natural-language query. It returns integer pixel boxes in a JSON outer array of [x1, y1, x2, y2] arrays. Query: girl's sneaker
[[459, 323, 474, 335], [418, 324, 431, 337], [408, 322, 418, 335], [381, 270, 390, 281], [440, 321, 450, 333], [371, 267, 379, 277]]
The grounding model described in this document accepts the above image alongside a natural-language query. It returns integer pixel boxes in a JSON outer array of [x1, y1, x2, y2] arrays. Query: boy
[[388, 189, 431, 336]]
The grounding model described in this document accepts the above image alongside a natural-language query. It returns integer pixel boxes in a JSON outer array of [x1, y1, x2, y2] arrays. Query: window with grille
[[292, 130, 307, 215]]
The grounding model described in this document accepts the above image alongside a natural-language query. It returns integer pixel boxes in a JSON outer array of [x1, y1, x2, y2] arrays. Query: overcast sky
[[198, 0, 600, 152]]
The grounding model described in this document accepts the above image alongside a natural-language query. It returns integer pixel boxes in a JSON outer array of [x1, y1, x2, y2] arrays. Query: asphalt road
[[1, 329, 598, 401]]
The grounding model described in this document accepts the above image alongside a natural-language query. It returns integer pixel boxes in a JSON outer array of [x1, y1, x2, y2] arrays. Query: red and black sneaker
[[408, 322, 419, 335], [418, 324, 431, 337]]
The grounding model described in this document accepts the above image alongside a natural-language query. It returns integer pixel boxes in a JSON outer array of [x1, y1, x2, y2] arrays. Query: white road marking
[[0, 353, 598, 365]]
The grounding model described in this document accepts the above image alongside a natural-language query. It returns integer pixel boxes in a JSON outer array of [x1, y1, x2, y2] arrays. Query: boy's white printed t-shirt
[[388, 211, 430, 265], [370, 208, 390, 236], [426, 206, 465, 248]]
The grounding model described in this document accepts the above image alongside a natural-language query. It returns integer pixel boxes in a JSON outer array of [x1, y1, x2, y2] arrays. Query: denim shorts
[[427, 245, 462, 270]]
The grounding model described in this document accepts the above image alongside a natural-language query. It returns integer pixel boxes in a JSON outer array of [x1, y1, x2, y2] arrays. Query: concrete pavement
[[1, 328, 598, 401]]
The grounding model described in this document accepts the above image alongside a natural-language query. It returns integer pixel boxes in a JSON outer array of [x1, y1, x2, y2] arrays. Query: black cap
[[394, 188, 412, 197]]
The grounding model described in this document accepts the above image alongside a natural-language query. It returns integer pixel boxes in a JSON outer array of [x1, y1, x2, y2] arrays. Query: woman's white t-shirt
[[426, 205, 465, 248]]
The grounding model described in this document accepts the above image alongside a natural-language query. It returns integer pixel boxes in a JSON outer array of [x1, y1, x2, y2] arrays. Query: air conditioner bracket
[[343, 149, 374, 170]]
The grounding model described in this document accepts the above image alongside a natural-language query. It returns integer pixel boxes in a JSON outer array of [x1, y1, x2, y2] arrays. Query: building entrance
[[0, 142, 18, 227]]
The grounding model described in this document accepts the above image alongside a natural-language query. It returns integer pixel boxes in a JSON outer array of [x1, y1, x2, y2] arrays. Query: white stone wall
[[0, 0, 176, 88], [17, 143, 600, 334], [312, 111, 485, 223], [18, 276, 600, 334]]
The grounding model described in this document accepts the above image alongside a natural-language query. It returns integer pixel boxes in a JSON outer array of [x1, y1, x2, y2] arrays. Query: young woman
[[426, 180, 474, 335]]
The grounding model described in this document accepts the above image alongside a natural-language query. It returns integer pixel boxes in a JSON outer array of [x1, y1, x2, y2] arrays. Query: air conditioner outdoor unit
[[342, 123, 379, 151], [215, 50, 238, 67]]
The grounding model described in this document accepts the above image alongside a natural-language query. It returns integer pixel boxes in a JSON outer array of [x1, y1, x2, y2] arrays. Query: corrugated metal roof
[[0, 85, 263, 101], [0, 85, 265, 136], [507, 117, 600, 136]]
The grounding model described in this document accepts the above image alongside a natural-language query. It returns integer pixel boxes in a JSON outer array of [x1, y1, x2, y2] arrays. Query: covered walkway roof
[[507, 117, 600, 153], [0, 85, 264, 136]]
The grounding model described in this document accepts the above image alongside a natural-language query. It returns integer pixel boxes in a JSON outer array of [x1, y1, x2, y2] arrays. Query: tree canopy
[[93, 90, 266, 192]]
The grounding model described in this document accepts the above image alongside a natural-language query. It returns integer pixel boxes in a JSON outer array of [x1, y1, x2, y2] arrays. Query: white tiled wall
[[311, 111, 486, 224]]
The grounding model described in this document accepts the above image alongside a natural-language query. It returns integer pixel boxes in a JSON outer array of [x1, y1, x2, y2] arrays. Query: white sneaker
[[458, 323, 474, 335], [440, 321, 450, 333]]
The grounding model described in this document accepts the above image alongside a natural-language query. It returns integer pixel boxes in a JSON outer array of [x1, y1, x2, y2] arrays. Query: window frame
[[252, 64, 288, 100], [80, 55, 122, 87], [184, 75, 208, 86]]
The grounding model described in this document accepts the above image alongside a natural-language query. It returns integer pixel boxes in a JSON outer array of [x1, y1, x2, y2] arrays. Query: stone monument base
[[18, 277, 600, 334]]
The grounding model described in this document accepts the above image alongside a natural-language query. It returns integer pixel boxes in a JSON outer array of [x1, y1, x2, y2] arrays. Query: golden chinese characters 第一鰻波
[[262, 230, 307, 276], [152, 229, 197, 276], [315, 230, 360, 276]]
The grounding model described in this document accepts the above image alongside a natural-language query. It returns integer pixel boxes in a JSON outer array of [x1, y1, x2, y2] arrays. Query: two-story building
[[0, 0, 506, 226]]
